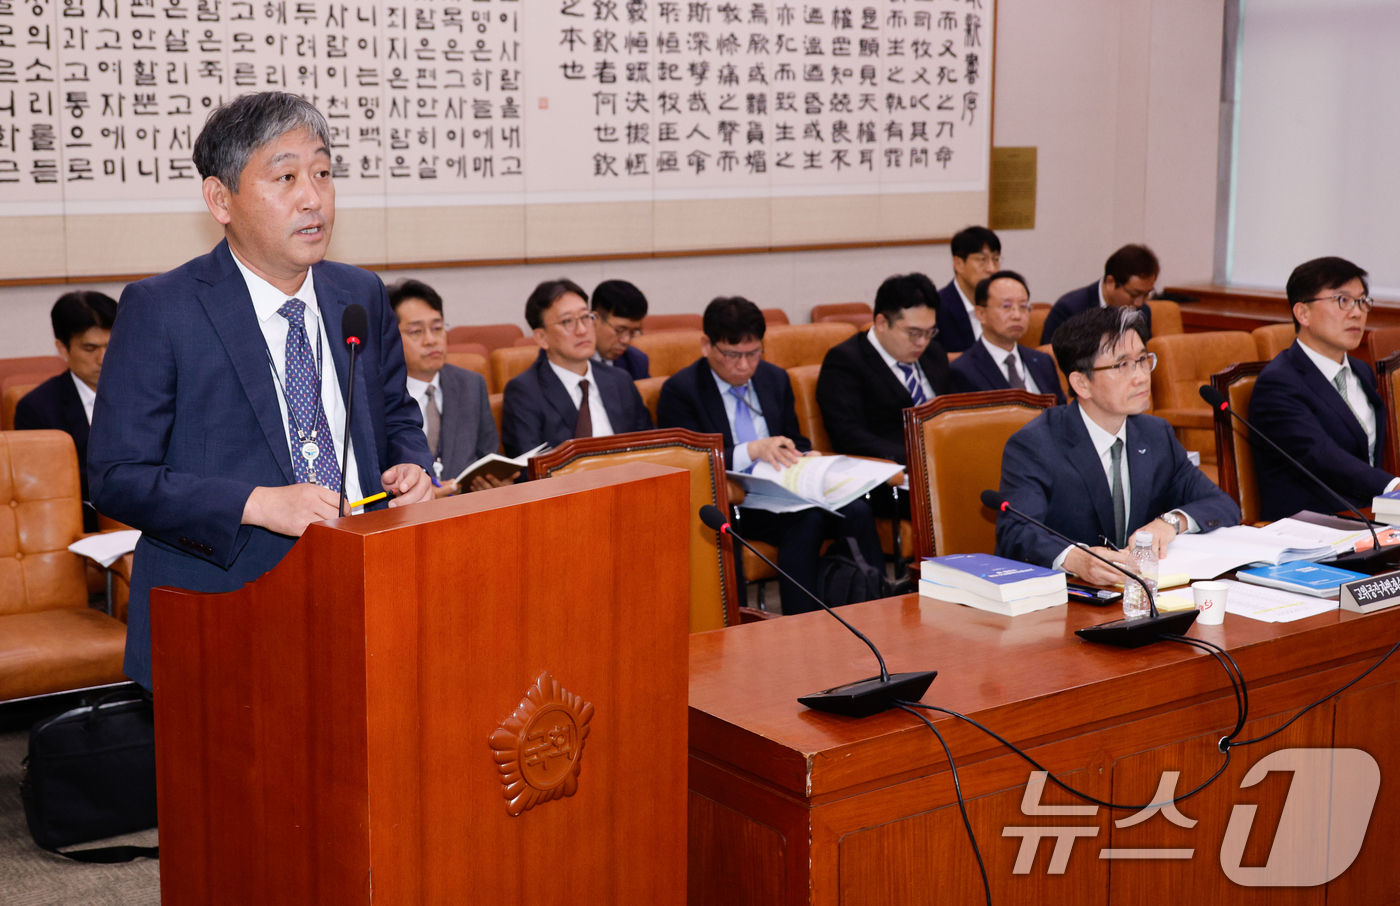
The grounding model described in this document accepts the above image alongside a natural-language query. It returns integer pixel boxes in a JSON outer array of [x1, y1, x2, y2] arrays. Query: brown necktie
[[424, 384, 441, 456], [573, 379, 593, 439], [1005, 353, 1027, 390]]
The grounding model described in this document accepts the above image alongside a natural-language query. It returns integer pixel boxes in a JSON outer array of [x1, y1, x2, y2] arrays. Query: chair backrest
[[762, 308, 790, 326], [904, 390, 1057, 559], [1377, 352, 1400, 475], [1368, 327, 1400, 364], [445, 324, 523, 351], [1146, 299, 1184, 336], [642, 313, 704, 333], [1211, 362, 1268, 524], [529, 429, 739, 632], [1035, 343, 1070, 397], [0, 356, 64, 389], [447, 341, 489, 358], [511, 335, 540, 347], [2, 381, 40, 431], [489, 346, 541, 393], [0, 430, 87, 617], [632, 329, 704, 378], [762, 322, 857, 369], [1147, 331, 1258, 412], [444, 352, 488, 383], [810, 302, 871, 323], [634, 376, 666, 424], [786, 364, 829, 452], [1252, 323, 1296, 361], [1024, 303, 1052, 347]]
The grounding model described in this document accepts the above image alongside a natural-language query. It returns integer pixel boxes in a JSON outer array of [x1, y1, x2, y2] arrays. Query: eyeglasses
[[1087, 352, 1157, 377], [989, 302, 1032, 314], [899, 326, 939, 343], [600, 316, 643, 341], [1306, 293, 1374, 313], [965, 252, 1001, 268], [402, 323, 446, 342], [548, 312, 598, 333], [714, 345, 763, 362]]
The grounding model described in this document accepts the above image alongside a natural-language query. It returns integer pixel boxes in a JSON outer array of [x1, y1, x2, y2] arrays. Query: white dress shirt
[[955, 281, 983, 342], [405, 372, 443, 424], [1097, 279, 1108, 309], [711, 366, 771, 473], [231, 252, 363, 505], [548, 359, 615, 439], [867, 327, 935, 401], [71, 371, 96, 424], [978, 336, 1043, 395]]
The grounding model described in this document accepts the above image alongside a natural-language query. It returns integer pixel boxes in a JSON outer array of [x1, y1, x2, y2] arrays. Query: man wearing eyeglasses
[[658, 296, 885, 614], [590, 279, 651, 379], [935, 225, 1002, 353], [502, 278, 653, 458], [1040, 244, 1159, 346], [1249, 257, 1399, 521], [949, 270, 1066, 405], [996, 307, 1238, 585]]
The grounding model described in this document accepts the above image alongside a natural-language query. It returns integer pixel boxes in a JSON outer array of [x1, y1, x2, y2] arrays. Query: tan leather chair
[[1377, 352, 1400, 475], [786, 364, 829, 452], [0, 355, 65, 389], [445, 351, 489, 383], [489, 345, 541, 394], [1210, 362, 1268, 525], [1024, 303, 1052, 347], [447, 341, 489, 358], [446, 323, 523, 351], [1368, 328, 1400, 364], [762, 308, 790, 326], [0, 430, 128, 701], [511, 335, 539, 347], [3, 379, 41, 431], [635, 376, 666, 424], [529, 429, 761, 630], [1252, 323, 1296, 361], [1146, 299, 1184, 336], [763, 323, 857, 369], [810, 302, 872, 327], [489, 393, 505, 453], [1035, 344, 1071, 398], [642, 313, 703, 333], [1147, 331, 1258, 466], [632, 329, 704, 378], [904, 390, 1057, 558]]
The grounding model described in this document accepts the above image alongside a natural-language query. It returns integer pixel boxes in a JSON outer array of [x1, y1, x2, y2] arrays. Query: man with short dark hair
[[816, 273, 953, 465], [15, 290, 119, 531], [1250, 256, 1398, 521], [388, 278, 511, 495], [502, 278, 652, 457], [949, 271, 1065, 405], [88, 91, 435, 690], [591, 279, 650, 379], [936, 225, 1002, 352], [996, 307, 1238, 585], [1040, 244, 1160, 345], [658, 296, 885, 615]]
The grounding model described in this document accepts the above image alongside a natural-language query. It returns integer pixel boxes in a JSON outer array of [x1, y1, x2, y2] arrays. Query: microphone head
[[342, 303, 369, 347], [1199, 384, 1229, 411], [698, 504, 728, 533], [980, 489, 1006, 511]]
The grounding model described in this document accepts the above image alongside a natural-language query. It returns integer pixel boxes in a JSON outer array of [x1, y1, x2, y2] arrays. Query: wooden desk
[[688, 595, 1400, 905]]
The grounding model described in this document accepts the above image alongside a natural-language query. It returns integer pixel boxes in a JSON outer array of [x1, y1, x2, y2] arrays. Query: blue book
[[1237, 561, 1368, 598], [921, 554, 1064, 602]]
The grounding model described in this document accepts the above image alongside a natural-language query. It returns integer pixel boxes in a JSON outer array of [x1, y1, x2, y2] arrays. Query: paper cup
[[1192, 581, 1229, 625]]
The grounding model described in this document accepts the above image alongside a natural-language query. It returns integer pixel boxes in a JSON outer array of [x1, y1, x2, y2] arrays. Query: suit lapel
[[1291, 345, 1367, 453], [1060, 405, 1117, 540], [595, 369, 627, 428], [695, 364, 734, 447], [56, 374, 90, 449], [535, 354, 579, 426], [437, 367, 466, 469], [1125, 417, 1154, 533], [858, 333, 913, 405], [316, 266, 380, 490], [970, 342, 1009, 390]]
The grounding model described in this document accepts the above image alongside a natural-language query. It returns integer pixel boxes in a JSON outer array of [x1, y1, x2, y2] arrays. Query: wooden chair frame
[[1210, 361, 1269, 516], [1376, 351, 1400, 475]]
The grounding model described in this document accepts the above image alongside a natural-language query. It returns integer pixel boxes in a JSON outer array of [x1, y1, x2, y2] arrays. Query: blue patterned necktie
[[729, 385, 758, 444], [898, 362, 928, 405], [278, 298, 341, 487]]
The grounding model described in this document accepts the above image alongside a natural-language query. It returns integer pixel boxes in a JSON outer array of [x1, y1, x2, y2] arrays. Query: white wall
[[0, 0, 1227, 358]]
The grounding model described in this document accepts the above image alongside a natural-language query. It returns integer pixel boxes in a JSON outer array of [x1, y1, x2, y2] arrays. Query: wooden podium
[[150, 464, 691, 906]]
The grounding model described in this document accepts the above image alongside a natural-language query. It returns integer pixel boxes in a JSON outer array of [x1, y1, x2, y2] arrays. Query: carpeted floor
[[0, 729, 160, 906]]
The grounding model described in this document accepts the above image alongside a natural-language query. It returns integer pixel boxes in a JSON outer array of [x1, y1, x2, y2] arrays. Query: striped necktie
[[898, 362, 927, 405]]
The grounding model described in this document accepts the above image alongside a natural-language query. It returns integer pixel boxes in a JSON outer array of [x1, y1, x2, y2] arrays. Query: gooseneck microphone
[[1199, 384, 1391, 569], [698, 504, 936, 717], [980, 490, 1200, 648], [338, 304, 369, 518]]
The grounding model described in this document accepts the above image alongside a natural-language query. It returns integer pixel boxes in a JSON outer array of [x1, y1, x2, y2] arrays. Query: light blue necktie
[[898, 362, 928, 405], [730, 385, 758, 444]]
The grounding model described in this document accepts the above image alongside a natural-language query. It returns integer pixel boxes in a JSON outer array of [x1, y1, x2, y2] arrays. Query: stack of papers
[[1220, 579, 1340, 623], [730, 455, 903, 514], [1157, 521, 1366, 580], [68, 530, 141, 567]]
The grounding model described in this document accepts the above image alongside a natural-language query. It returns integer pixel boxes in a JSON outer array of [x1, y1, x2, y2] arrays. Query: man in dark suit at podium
[[949, 271, 1066, 405], [1250, 256, 1399, 521], [1040, 244, 1159, 345], [88, 92, 435, 690], [935, 226, 1002, 353]]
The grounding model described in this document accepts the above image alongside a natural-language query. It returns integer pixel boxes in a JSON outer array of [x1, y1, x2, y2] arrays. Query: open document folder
[[728, 455, 904, 514], [1157, 518, 1370, 580]]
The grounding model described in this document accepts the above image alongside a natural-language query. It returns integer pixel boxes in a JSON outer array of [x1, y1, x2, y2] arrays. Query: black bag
[[816, 537, 890, 608], [20, 687, 160, 863]]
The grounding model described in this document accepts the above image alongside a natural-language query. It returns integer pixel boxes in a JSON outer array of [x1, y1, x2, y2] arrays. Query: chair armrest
[[1152, 408, 1216, 430]]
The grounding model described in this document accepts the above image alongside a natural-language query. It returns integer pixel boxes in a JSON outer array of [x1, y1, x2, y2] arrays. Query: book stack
[[1236, 561, 1367, 597], [1373, 490, 1400, 526], [919, 554, 1068, 616]]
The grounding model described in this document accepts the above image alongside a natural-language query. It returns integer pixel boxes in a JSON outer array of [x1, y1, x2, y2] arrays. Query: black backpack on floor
[[816, 537, 890, 607]]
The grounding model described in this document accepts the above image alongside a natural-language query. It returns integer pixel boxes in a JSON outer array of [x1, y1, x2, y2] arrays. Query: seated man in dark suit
[[816, 273, 952, 465], [389, 278, 512, 495], [1250, 256, 1399, 521], [949, 270, 1066, 405], [1040, 244, 1159, 345], [502, 278, 653, 457], [591, 279, 650, 379], [15, 290, 118, 532], [935, 225, 1001, 353], [997, 307, 1239, 585], [658, 296, 885, 615]]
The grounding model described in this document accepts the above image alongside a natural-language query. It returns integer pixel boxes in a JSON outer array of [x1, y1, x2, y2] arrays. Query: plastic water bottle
[[1122, 531, 1157, 620]]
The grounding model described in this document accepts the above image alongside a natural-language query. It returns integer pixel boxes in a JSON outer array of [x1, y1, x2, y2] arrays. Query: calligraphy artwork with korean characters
[[488, 671, 595, 817]]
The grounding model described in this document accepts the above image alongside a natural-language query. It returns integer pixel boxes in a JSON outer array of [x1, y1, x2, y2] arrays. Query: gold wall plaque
[[989, 147, 1038, 231], [488, 672, 595, 817]]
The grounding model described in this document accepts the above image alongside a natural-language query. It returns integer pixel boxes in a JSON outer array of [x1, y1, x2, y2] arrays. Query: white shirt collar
[[708, 363, 752, 394], [1294, 337, 1348, 381], [70, 370, 97, 423], [867, 326, 906, 372], [979, 334, 1021, 365], [954, 280, 972, 310], [405, 371, 442, 405], [1077, 402, 1127, 457], [230, 251, 318, 324], [548, 357, 597, 392], [1097, 278, 1108, 309]]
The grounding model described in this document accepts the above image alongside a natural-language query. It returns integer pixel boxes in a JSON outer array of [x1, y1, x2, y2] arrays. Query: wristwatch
[[1159, 511, 1185, 534]]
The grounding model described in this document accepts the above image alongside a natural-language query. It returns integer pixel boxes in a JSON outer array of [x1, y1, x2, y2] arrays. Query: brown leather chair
[[446, 323, 523, 351], [635, 376, 666, 423], [529, 429, 765, 630], [786, 364, 829, 453], [3, 378, 42, 431], [447, 341, 489, 358], [762, 308, 790, 326], [810, 302, 872, 326], [632, 329, 704, 378], [444, 351, 489, 384], [1146, 331, 1258, 467], [1035, 344, 1071, 398], [1252, 323, 1296, 361], [642, 313, 704, 333], [1024, 303, 1052, 347], [0, 355, 65, 389], [512, 335, 540, 347], [1146, 299, 1184, 336], [1377, 352, 1400, 475], [762, 323, 858, 369], [489, 345, 541, 394], [0, 430, 128, 701], [489, 393, 505, 453], [904, 390, 1057, 558], [1211, 362, 1268, 525], [1368, 327, 1400, 364]]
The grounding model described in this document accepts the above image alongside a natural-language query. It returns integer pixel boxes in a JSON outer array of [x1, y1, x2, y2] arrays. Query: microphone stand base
[[798, 671, 939, 718], [1075, 610, 1200, 648], [1328, 544, 1400, 574]]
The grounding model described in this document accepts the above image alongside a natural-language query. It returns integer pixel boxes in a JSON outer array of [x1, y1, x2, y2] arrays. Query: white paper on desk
[[68, 530, 141, 568], [1157, 525, 1339, 580], [1220, 579, 1340, 623], [1255, 518, 1368, 557]]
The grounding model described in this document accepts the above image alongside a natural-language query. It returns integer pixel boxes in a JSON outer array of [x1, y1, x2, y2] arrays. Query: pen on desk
[[1099, 535, 1121, 552], [348, 490, 396, 509]]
